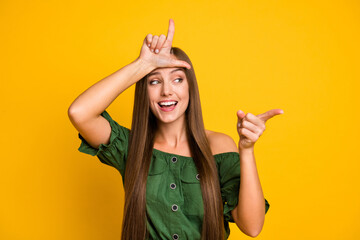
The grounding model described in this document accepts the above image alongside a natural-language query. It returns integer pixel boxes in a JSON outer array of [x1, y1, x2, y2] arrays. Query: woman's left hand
[[237, 109, 284, 150]]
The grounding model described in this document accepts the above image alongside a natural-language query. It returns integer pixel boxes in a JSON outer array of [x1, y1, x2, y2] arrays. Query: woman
[[68, 19, 282, 240]]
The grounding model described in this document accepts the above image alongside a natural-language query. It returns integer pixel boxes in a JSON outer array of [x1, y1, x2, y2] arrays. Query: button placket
[[169, 154, 180, 237]]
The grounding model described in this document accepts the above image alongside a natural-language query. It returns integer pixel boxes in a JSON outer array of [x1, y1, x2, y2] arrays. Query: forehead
[[147, 67, 186, 78]]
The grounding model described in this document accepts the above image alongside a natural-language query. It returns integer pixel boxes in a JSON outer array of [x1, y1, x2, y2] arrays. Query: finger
[[257, 109, 284, 122], [166, 18, 175, 44], [238, 127, 259, 143], [237, 110, 246, 120], [245, 113, 266, 128], [155, 34, 166, 54], [150, 35, 159, 52], [146, 34, 153, 47], [237, 110, 246, 127], [241, 119, 264, 136], [170, 58, 191, 69]]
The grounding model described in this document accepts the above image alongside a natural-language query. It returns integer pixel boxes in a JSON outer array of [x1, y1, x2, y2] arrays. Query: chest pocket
[[180, 163, 204, 217], [148, 157, 167, 176], [147, 157, 168, 202]]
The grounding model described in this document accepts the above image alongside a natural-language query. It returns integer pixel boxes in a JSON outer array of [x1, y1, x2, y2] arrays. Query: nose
[[161, 80, 173, 96]]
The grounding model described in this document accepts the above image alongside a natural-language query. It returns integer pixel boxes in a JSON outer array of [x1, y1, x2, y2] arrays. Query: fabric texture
[[77, 110, 270, 239]]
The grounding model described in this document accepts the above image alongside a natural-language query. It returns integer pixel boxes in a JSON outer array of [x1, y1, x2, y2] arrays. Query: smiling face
[[146, 66, 190, 125]]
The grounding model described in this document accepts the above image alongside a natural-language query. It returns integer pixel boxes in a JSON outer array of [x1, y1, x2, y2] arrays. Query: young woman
[[68, 19, 283, 240]]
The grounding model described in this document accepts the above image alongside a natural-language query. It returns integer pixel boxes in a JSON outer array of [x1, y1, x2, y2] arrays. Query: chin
[[155, 112, 186, 125], [157, 117, 180, 124]]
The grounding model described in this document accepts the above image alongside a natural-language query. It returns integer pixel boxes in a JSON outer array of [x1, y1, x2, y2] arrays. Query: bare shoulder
[[205, 129, 238, 155]]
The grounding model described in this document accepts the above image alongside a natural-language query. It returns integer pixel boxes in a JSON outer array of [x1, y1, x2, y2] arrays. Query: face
[[147, 66, 190, 125]]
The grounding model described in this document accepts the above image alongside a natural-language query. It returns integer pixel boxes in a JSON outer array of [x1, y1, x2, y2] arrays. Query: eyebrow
[[147, 68, 185, 78]]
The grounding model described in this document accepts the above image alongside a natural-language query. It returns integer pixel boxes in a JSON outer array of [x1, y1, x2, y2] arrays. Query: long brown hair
[[121, 47, 224, 240]]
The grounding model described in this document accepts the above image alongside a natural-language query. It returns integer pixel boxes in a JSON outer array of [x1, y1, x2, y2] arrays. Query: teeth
[[159, 101, 177, 106]]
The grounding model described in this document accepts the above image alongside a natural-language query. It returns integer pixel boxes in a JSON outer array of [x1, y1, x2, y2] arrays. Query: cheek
[[181, 89, 190, 109], [148, 95, 157, 109], [181, 86, 190, 100], [148, 101, 158, 116], [147, 87, 158, 101], [146, 90, 155, 108]]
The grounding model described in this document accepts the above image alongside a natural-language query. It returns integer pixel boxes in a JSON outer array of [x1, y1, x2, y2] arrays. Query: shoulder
[[205, 129, 239, 155]]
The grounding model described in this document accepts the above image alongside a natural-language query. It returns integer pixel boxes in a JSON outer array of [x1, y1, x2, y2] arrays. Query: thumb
[[237, 110, 246, 119], [170, 58, 191, 69], [237, 110, 246, 132]]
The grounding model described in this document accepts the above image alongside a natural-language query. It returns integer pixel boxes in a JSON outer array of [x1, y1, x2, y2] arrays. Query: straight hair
[[121, 47, 224, 240]]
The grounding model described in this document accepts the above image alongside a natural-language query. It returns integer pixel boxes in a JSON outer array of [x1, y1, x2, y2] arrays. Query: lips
[[158, 100, 178, 112], [158, 100, 178, 108]]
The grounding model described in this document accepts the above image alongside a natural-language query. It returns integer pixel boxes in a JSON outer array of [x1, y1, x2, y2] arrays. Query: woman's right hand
[[138, 19, 191, 70]]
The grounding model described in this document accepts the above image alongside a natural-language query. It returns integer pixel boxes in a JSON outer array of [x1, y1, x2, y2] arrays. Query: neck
[[155, 116, 188, 149]]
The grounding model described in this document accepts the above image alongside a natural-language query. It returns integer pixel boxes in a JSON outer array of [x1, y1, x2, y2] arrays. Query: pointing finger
[[257, 109, 284, 122], [166, 18, 175, 44]]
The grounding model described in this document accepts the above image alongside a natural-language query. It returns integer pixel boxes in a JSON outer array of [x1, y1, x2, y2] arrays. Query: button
[[172, 234, 179, 239], [171, 204, 178, 212], [196, 174, 200, 180], [170, 183, 176, 189], [171, 157, 177, 163]]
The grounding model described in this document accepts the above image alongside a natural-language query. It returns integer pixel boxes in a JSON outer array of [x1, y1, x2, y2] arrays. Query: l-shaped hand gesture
[[138, 19, 191, 70], [237, 109, 284, 150]]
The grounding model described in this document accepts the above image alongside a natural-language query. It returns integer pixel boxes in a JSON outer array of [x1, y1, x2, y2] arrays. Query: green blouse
[[77, 110, 270, 240]]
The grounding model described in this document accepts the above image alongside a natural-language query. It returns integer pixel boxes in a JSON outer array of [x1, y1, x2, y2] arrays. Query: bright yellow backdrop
[[1, 0, 359, 239]]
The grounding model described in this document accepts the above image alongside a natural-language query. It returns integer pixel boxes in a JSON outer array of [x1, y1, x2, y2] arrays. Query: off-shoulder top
[[77, 110, 270, 240]]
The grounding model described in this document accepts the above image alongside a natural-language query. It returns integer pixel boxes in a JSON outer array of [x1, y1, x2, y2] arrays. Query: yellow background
[[1, 0, 359, 239]]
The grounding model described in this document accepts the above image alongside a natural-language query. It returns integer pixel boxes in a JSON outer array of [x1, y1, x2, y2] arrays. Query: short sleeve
[[216, 152, 270, 223], [77, 110, 130, 176]]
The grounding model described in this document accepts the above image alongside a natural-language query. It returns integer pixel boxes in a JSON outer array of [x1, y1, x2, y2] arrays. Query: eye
[[149, 80, 159, 85], [174, 78, 183, 83]]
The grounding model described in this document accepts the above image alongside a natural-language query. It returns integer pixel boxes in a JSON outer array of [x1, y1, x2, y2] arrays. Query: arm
[[68, 58, 153, 121], [67, 58, 154, 149], [231, 147, 265, 237], [68, 19, 190, 148], [207, 130, 264, 237], [231, 109, 284, 237]]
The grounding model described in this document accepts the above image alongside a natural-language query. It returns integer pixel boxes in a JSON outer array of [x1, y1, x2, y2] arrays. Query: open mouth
[[158, 101, 178, 108]]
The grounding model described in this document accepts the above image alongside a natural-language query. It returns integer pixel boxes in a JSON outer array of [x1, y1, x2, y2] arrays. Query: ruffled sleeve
[[77, 110, 130, 177], [215, 152, 270, 223]]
